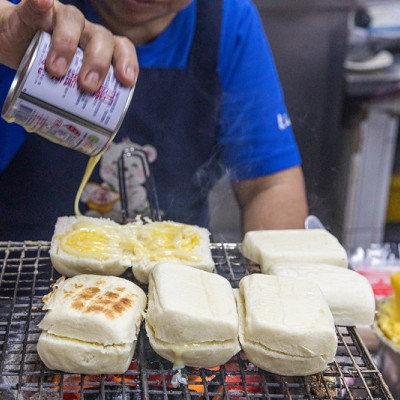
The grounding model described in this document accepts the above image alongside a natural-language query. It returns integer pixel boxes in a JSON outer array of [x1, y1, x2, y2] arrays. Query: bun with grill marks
[[37, 274, 146, 374]]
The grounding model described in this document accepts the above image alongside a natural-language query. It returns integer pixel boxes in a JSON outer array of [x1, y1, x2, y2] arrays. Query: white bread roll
[[49, 216, 131, 277], [242, 229, 348, 273], [236, 274, 337, 376], [268, 263, 376, 326], [50, 216, 215, 282], [37, 275, 146, 374], [145, 263, 240, 368], [37, 332, 136, 375]]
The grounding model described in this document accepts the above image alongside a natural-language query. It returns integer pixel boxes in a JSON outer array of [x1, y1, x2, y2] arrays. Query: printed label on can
[[13, 97, 110, 155], [21, 32, 130, 132]]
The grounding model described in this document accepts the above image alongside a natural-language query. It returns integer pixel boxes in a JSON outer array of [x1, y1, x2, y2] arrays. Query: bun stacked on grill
[[241, 229, 375, 327], [268, 263, 375, 326], [37, 274, 146, 374], [236, 274, 337, 376], [241, 229, 348, 273], [145, 263, 240, 368], [49, 215, 215, 282]]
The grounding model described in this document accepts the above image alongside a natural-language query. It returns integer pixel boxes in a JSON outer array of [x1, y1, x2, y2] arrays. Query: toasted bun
[[145, 263, 240, 368], [37, 274, 146, 374], [49, 216, 130, 277], [268, 263, 376, 326], [242, 229, 348, 273], [236, 274, 337, 376], [38, 275, 147, 345], [131, 221, 215, 284], [37, 331, 136, 375]]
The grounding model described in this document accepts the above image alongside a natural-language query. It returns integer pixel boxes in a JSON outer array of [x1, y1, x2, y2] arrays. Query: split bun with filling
[[236, 274, 337, 376], [37, 274, 146, 374], [49, 215, 215, 282], [145, 263, 240, 368], [49, 216, 131, 277], [130, 220, 214, 284]]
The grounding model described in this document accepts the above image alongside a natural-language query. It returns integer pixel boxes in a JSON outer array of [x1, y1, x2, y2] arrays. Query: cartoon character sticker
[[80, 138, 159, 222]]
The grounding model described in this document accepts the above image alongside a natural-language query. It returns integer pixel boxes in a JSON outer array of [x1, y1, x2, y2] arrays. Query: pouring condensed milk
[[1, 30, 135, 215]]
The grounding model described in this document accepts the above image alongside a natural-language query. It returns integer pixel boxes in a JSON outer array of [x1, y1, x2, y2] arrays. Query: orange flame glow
[[51, 361, 139, 400]]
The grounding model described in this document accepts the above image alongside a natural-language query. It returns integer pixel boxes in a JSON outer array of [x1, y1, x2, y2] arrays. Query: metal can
[[1, 31, 134, 156]]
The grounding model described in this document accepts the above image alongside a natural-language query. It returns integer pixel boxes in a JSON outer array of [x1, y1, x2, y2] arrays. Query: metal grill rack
[[0, 241, 394, 400]]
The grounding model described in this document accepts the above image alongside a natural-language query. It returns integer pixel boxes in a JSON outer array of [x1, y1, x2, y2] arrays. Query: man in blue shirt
[[0, 0, 308, 240]]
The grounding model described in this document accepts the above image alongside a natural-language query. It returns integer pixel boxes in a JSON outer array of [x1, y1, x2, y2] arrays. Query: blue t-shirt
[[0, 0, 300, 178]]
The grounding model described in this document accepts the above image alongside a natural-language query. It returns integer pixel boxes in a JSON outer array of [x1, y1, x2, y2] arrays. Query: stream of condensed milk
[[74, 153, 103, 216]]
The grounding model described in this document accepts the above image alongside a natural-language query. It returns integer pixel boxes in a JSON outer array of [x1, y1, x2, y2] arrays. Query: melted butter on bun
[[59, 220, 202, 263], [50, 216, 215, 280], [59, 220, 123, 261], [124, 221, 201, 262]]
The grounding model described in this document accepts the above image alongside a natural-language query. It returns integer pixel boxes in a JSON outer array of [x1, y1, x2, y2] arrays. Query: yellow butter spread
[[378, 271, 400, 345], [60, 221, 122, 260], [127, 221, 201, 262], [59, 220, 202, 263]]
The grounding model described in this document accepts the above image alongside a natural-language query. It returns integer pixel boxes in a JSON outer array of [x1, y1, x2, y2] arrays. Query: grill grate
[[0, 241, 394, 400]]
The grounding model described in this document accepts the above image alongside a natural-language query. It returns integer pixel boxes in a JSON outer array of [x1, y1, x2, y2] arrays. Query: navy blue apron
[[0, 0, 223, 240]]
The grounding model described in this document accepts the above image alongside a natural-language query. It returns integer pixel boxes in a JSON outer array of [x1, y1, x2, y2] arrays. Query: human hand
[[0, 0, 138, 92]]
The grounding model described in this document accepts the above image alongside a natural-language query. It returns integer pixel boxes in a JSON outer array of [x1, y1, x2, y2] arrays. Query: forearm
[[234, 166, 309, 234], [240, 181, 308, 232]]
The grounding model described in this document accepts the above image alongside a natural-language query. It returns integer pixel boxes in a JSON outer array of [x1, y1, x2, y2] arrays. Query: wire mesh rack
[[0, 241, 394, 400]]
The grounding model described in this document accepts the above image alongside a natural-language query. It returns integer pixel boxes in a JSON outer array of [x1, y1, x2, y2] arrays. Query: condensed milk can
[[1, 31, 134, 156]]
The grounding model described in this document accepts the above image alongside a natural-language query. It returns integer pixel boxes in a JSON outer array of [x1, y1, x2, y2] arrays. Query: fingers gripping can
[[1, 31, 134, 156]]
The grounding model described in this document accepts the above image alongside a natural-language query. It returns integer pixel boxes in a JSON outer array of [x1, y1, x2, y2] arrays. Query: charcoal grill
[[0, 241, 394, 400]]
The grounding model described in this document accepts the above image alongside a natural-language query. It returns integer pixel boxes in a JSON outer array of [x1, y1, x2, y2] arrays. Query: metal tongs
[[117, 146, 161, 224]]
